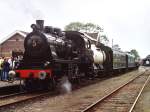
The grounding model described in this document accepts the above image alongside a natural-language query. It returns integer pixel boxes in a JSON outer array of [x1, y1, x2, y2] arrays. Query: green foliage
[[130, 49, 140, 59], [101, 35, 109, 43], [65, 22, 84, 31], [65, 22, 103, 33], [112, 44, 121, 50], [83, 23, 103, 33], [65, 22, 108, 44]]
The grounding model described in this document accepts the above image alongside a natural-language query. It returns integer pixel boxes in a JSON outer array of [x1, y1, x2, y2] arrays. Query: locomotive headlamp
[[38, 71, 47, 80], [8, 70, 16, 77], [146, 60, 150, 65], [8, 70, 16, 82]]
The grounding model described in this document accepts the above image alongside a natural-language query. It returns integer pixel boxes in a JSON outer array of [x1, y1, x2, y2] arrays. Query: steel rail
[[129, 71, 150, 112], [0, 92, 27, 99], [81, 70, 147, 112], [0, 91, 52, 109]]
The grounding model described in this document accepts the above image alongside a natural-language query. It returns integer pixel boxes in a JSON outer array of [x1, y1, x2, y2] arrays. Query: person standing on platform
[[0, 57, 4, 80], [8, 57, 14, 70], [2, 58, 10, 81]]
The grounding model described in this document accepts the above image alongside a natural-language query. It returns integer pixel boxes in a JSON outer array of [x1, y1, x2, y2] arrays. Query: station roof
[[86, 32, 98, 40], [0, 30, 28, 44]]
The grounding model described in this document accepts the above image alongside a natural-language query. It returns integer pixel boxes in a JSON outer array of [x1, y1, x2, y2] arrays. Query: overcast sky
[[0, 0, 150, 58]]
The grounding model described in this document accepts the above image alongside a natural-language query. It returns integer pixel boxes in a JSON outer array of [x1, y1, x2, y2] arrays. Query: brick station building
[[0, 30, 28, 57]]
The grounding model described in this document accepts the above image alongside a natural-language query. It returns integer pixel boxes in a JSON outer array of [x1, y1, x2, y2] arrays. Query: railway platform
[[0, 80, 21, 88]]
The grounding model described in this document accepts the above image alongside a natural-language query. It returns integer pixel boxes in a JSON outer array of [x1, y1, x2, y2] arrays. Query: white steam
[[32, 10, 44, 20], [60, 76, 72, 94], [8, 0, 44, 20]]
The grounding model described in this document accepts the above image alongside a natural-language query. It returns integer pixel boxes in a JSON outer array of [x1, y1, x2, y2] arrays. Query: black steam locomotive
[[142, 55, 150, 66], [9, 20, 137, 90]]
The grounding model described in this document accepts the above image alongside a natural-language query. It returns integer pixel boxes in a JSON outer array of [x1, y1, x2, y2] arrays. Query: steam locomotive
[[142, 55, 150, 66], [9, 20, 137, 90]]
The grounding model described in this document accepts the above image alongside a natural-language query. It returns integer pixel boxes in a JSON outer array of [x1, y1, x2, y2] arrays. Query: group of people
[[0, 57, 17, 81]]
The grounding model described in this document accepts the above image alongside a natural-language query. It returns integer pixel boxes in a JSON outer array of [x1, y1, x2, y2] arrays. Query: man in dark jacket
[[0, 57, 4, 80], [2, 58, 10, 81]]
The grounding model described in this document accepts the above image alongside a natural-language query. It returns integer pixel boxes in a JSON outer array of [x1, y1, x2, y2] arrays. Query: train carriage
[[126, 53, 136, 68], [113, 50, 126, 71]]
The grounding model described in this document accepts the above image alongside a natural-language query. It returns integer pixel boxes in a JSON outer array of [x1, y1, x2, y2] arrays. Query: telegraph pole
[[112, 38, 113, 48]]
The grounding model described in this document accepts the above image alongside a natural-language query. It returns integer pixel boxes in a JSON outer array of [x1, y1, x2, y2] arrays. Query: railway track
[[0, 77, 105, 111], [81, 69, 150, 112], [0, 85, 22, 96], [0, 90, 54, 110], [0, 91, 26, 99]]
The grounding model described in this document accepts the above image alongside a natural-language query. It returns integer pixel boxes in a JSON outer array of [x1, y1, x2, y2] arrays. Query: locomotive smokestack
[[36, 20, 44, 31]]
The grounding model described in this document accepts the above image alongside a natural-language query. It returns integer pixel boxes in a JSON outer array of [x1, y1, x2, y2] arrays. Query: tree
[[65, 22, 103, 33], [65, 22, 108, 44], [100, 35, 109, 44], [65, 22, 84, 31], [112, 44, 121, 50], [130, 49, 140, 59], [83, 23, 103, 33]]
